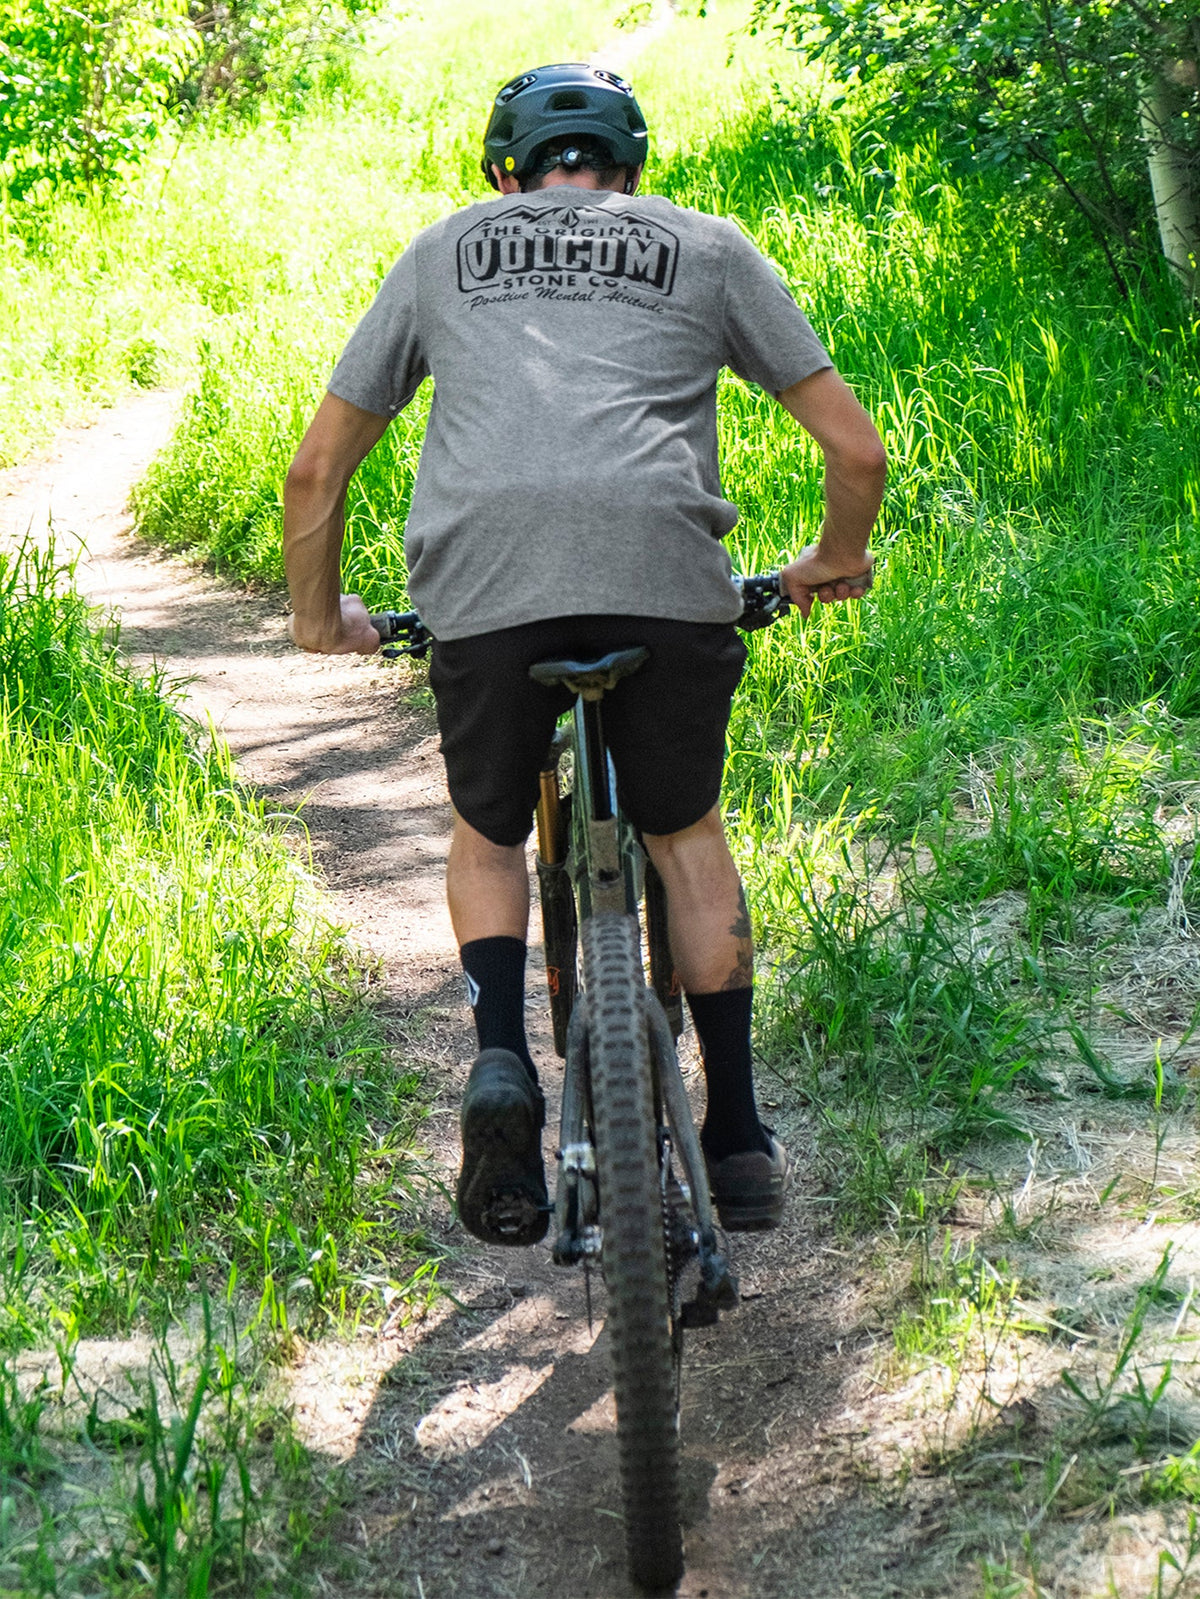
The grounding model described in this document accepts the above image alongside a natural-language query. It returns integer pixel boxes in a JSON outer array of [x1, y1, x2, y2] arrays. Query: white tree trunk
[[1140, 63, 1200, 298]]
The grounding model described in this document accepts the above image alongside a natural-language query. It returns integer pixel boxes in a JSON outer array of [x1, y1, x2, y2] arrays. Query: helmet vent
[[497, 73, 537, 103], [549, 91, 588, 111]]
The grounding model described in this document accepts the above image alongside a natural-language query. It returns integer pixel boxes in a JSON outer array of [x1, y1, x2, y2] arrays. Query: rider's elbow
[[850, 434, 888, 483], [285, 444, 344, 502]]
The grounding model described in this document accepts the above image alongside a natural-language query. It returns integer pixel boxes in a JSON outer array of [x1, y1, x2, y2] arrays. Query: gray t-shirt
[[329, 187, 831, 640]]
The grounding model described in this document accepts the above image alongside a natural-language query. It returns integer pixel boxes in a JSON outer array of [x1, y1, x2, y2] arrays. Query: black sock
[[687, 986, 771, 1161], [460, 936, 536, 1081]]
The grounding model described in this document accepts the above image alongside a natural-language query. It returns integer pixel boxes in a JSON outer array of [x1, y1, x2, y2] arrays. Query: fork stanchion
[[536, 758, 577, 1058]]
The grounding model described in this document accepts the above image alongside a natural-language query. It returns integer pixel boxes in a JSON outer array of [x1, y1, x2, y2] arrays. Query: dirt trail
[[0, 392, 455, 988], [1, 409, 1184, 1599], [0, 398, 888, 1599]]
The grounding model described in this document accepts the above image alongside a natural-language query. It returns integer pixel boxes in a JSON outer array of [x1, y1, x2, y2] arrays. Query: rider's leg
[[446, 809, 547, 1245], [640, 806, 748, 993], [446, 808, 529, 941], [446, 810, 537, 1079], [642, 806, 772, 1160]]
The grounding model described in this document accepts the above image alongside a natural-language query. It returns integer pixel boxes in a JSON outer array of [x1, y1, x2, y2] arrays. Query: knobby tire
[[582, 911, 683, 1591]]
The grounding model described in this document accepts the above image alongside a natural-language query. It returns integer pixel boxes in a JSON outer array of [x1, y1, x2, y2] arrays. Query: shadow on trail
[[330, 1179, 885, 1599], [324, 1187, 1200, 1599]]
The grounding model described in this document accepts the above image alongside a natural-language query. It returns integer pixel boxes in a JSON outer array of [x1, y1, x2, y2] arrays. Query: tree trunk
[[1140, 59, 1200, 298]]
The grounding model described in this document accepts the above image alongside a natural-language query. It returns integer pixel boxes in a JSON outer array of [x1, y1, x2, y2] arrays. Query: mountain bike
[[372, 572, 791, 1592]]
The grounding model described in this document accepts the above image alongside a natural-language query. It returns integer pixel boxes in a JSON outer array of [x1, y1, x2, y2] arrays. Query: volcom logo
[[456, 204, 679, 298]]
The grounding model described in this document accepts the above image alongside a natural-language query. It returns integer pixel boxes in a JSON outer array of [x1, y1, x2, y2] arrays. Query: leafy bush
[[0, 0, 197, 197], [749, 0, 1200, 296], [0, 0, 388, 200]]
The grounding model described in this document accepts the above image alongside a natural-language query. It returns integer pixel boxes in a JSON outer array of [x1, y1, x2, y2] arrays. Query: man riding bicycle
[[283, 63, 886, 1246]]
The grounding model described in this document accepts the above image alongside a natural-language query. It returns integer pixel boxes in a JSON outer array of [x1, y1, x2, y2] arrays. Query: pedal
[[680, 1241, 739, 1326]]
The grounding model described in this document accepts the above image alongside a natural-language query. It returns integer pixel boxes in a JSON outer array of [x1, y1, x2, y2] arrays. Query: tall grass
[[0, 543, 420, 1344]]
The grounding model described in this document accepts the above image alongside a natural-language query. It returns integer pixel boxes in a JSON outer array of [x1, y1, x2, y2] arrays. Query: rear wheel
[[582, 911, 682, 1591]]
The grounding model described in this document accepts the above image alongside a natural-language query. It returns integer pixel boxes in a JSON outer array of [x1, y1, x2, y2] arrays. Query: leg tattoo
[[721, 884, 753, 991]]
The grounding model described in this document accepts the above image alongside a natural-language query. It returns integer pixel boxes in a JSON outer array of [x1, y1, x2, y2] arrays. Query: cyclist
[[283, 63, 885, 1246]]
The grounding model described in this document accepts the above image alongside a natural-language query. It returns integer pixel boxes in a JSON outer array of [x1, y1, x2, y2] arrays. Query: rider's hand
[[288, 593, 381, 655], [781, 544, 874, 620]]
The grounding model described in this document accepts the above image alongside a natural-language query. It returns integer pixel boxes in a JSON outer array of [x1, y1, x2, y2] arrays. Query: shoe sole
[[711, 1194, 785, 1231], [457, 1079, 549, 1247]]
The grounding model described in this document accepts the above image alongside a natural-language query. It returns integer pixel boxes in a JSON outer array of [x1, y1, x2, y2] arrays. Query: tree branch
[[1026, 139, 1131, 300]]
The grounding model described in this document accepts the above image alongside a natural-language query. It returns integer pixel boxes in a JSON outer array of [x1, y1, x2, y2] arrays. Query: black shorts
[[429, 615, 747, 847]]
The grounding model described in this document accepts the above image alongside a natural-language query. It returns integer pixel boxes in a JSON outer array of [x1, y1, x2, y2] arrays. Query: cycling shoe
[[457, 1048, 549, 1246], [705, 1134, 790, 1232]]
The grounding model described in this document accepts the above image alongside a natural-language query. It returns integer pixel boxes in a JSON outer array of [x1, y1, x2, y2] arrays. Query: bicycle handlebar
[[369, 572, 794, 657], [369, 609, 433, 658], [732, 570, 791, 631]]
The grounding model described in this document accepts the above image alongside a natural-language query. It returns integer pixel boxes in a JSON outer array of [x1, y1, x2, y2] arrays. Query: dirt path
[[0, 390, 900, 1599], [0, 391, 456, 990], [3, 397, 1189, 1599]]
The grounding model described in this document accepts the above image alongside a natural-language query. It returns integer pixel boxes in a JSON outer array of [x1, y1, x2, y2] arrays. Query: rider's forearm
[[816, 440, 887, 571], [775, 369, 886, 573], [283, 469, 350, 651], [283, 392, 392, 652]]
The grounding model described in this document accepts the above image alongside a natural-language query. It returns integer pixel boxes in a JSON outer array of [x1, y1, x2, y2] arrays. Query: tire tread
[[583, 911, 682, 1590]]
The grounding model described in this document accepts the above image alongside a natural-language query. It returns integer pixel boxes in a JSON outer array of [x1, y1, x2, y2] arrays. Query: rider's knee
[[641, 805, 729, 871], [450, 810, 526, 871]]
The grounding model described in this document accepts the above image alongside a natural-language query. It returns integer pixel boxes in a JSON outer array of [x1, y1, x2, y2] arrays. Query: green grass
[[0, 542, 431, 1590], [0, 542, 425, 1345]]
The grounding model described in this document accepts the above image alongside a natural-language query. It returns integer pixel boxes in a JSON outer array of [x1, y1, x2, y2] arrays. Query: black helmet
[[481, 62, 649, 190]]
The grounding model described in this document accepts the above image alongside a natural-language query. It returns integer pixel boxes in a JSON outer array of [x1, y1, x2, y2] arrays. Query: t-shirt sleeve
[[718, 223, 832, 395], [327, 242, 429, 417]]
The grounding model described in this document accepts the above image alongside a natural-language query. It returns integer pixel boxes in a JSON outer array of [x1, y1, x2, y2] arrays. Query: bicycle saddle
[[529, 646, 650, 700]]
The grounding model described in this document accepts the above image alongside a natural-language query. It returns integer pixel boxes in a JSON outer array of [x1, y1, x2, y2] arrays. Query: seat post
[[579, 697, 613, 823]]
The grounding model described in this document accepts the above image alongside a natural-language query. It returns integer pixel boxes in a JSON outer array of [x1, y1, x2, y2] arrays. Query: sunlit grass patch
[[0, 543, 426, 1345]]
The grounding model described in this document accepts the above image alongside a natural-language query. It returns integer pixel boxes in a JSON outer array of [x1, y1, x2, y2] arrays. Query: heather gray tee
[[328, 186, 831, 640]]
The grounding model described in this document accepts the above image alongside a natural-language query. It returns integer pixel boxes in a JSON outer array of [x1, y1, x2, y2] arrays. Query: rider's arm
[[284, 392, 390, 654], [775, 367, 887, 617]]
